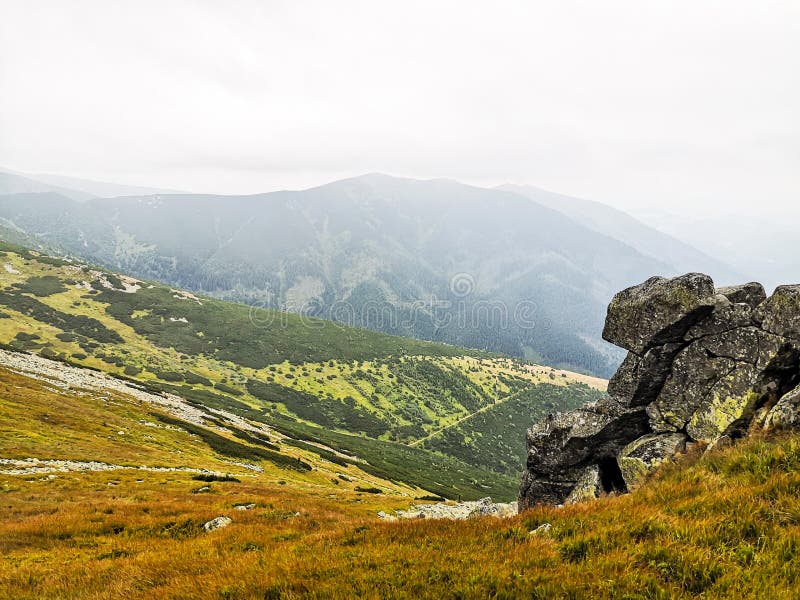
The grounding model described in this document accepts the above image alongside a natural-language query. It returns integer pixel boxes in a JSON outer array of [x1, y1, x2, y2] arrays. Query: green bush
[[152, 413, 311, 472]]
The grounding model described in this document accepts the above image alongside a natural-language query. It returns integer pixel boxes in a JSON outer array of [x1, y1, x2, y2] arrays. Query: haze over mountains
[[0, 167, 182, 200], [632, 209, 800, 294], [0, 168, 741, 377]]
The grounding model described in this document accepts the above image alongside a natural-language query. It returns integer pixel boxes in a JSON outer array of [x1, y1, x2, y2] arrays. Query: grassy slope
[[0, 365, 416, 494], [0, 241, 604, 496], [2, 409, 800, 598], [420, 381, 604, 474]]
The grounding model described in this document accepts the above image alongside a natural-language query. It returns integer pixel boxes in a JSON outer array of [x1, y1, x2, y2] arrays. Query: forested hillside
[[0, 174, 689, 376], [0, 241, 605, 497]]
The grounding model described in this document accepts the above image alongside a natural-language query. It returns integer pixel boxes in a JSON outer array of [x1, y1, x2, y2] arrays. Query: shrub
[[191, 474, 240, 483]]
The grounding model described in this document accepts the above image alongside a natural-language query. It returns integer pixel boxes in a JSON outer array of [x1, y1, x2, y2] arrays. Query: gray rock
[[519, 465, 589, 509], [716, 283, 767, 308], [756, 285, 800, 340], [564, 465, 602, 504], [618, 433, 686, 490], [526, 396, 648, 473], [685, 364, 760, 443], [519, 272, 800, 509], [602, 273, 715, 354], [684, 302, 755, 341], [608, 343, 683, 407], [696, 327, 762, 364], [203, 516, 232, 532], [763, 386, 800, 428], [753, 331, 793, 371], [529, 523, 552, 535], [648, 344, 736, 432]]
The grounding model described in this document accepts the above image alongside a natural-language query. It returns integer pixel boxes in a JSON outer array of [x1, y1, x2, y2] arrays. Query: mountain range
[[0, 168, 739, 377], [5, 248, 800, 598]]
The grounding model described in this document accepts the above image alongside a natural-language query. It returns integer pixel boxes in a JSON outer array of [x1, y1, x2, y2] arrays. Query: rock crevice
[[519, 274, 800, 509]]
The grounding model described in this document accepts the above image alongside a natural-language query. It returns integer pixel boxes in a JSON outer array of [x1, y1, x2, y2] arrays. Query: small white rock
[[203, 516, 232, 532], [529, 523, 552, 535]]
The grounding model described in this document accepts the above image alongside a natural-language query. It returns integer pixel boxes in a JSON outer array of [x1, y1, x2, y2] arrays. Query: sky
[[0, 1, 798, 216]]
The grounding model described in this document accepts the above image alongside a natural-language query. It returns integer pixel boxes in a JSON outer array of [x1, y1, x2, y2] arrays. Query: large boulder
[[607, 343, 683, 407], [602, 273, 715, 355], [564, 465, 602, 505], [519, 397, 649, 507], [647, 343, 737, 433], [519, 274, 800, 509], [520, 466, 581, 509], [524, 397, 649, 475], [685, 365, 760, 443], [756, 285, 800, 341]]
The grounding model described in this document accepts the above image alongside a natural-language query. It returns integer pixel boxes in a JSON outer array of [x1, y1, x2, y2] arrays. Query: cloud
[[0, 0, 798, 215]]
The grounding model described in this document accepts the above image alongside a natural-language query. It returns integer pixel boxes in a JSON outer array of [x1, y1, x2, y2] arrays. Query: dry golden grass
[[3, 431, 800, 598]]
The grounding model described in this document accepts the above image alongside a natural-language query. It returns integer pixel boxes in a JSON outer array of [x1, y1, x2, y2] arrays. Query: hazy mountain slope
[[0, 170, 96, 202], [0, 242, 604, 495], [633, 209, 800, 293], [0, 175, 676, 376], [25, 170, 184, 198], [500, 183, 742, 285]]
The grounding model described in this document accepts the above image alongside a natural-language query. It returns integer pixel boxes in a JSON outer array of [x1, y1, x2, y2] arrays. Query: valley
[[2, 237, 799, 600], [3, 367, 800, 599], [0, 171, 738, 377], [0, 241, 604, 499]]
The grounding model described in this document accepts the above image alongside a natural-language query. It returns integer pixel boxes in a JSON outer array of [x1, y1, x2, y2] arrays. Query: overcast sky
[[1, 1, 798, 216]]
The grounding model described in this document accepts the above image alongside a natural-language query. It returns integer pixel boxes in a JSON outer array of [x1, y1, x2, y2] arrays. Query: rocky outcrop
[[519, 273, 800, 509]]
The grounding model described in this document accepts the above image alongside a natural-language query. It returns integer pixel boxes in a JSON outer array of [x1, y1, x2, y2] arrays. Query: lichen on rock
[[519, 272, 800, 509], [617, 433, 686, 491]]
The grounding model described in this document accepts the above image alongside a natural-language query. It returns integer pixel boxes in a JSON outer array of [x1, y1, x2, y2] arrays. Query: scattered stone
[[0, 456, 243, 478], [529, 523, 552, 535], [0, 348, 276, 436], [234, 503, 256, 511], [203, 516, 232, 532], [381, 497, 517, 521]]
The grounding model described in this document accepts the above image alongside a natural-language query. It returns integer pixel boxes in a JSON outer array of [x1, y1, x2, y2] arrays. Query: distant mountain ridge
[[0, 167, 182, 200], [0, 169, 96, 202], [0, 172, 738, 377], [499, 183, 741, 284]]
